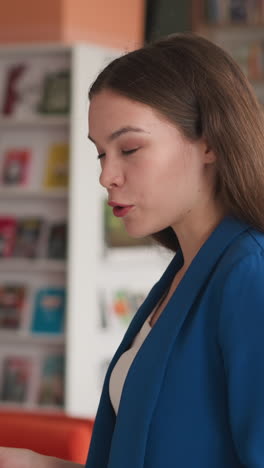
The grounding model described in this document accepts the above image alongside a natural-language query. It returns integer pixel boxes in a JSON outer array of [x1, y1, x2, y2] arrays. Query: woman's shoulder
[[230, 226, 264, 259], [216, 229, 264, 340], [214, 226, 264, 284], [207, 227, 264, 322], [246, 227, 264, 253]]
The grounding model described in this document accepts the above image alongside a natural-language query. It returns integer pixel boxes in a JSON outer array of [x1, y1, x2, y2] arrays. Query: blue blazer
[[86, 216, 264, 468]]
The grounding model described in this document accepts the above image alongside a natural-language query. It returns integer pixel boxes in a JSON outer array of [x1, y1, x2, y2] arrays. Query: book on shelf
[[38, 69, 70, 116], [31, 287, 66, 334], [247, 42, 264, 80], [14, 217, 43, 258], [0, 284, 27, 330], [223, 41, 264, 81], [100, 288, 146, 330], [103, 200, 152, 248], [205, 0, 227, 24], [205, 0, 264, 24], [1, 148, 31, 186], [0, 216, 17, 257], [230, 0, 248, 22], [1, 64, 27, 116], [43, 143, 69, 189], [47, 221, 67, 260], [37, 354, 64, 406], [1, 356, 32, 403]]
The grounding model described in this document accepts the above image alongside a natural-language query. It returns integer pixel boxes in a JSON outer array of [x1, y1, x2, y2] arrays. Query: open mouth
[[113, 205, 133, 218]]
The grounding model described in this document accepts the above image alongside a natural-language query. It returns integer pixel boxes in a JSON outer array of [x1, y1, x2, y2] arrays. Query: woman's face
[[88, 89, 217, 238]]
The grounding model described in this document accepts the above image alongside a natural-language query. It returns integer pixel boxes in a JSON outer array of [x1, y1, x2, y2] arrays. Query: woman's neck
[[173, 202, 227, 272]]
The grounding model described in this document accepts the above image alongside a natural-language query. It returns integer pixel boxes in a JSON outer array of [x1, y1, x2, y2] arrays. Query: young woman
[[1, 32, 264, 468]]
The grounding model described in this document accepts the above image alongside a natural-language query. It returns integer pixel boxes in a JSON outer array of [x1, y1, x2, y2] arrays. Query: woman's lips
[[108, 201, 134, 218], [113, 205, 134, 217]]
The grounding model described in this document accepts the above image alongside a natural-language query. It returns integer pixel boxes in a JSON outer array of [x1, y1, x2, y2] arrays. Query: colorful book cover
[[111, 289, 146, 326], [103, 200, 152, 248], [100, 289, 146, 329], [14, 217, 43, 258], [47, 222, 67, 260], [0, 216, 17, 257], [43, 143, 69, 188], [31, 287, 66, 334], [1, 148, 31, 186], [38, 354, 64, 406], [2, 64, 27, 116], [38, 69, 70, 115], [0, 284, 26, 330], [205, 0, 222, 23], [248, 42, 264, 80], [230, 0, 248, 22], [1, 356, 32, 402]]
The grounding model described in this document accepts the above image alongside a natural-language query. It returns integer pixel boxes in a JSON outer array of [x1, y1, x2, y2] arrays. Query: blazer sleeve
[[217, 251, 264, 467]]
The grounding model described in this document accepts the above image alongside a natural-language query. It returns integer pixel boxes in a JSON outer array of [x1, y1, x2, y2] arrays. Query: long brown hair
[[89, 32, 264, 252]]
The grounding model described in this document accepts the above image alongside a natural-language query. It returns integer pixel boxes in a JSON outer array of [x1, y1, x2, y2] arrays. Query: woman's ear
[[204, 142, 216, 164]]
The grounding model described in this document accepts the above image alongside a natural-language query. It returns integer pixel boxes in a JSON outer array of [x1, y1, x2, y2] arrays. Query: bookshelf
[[192, 0, 264, 106], [0, 42, 112, 416], [0, 43, 71, 412], [0, 41, 174, 418]]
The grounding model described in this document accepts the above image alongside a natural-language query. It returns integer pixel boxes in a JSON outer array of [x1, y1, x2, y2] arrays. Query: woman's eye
[[97, 152, 106, 159], [122, 148, 139, 155], [97, 147, 139, 159]]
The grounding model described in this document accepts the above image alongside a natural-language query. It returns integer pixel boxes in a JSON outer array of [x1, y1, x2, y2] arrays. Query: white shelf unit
[[0, 188, 68, 200], [0, 116, 69, 127], [0, 42, 107, 416], [0, 258, 66, 273], [0, 42, 173, 418]]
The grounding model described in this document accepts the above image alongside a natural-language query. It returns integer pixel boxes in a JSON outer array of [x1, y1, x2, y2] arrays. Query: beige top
[[109, 315, 152, 414]]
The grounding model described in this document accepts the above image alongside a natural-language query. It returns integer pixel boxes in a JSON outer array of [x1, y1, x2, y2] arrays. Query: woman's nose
[[99, 160, 124, 189]]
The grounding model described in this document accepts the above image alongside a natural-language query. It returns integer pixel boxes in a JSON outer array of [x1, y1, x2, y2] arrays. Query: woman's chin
[[126, 230, 147, 239], [124, 226, 153, 239]]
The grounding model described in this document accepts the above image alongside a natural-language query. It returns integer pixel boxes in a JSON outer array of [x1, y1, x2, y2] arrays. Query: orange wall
[[0, 0, 62, 43], [63, 0, 144, 49], [0, 0, 144, 49]]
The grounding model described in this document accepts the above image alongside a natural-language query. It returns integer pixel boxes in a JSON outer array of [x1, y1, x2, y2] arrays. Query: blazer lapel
[[107, 216, 250, 468], [85, 251, 183, 468]]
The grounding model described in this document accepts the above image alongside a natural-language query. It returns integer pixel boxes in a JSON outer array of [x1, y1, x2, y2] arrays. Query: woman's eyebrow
[[88, 126, 149, 144]]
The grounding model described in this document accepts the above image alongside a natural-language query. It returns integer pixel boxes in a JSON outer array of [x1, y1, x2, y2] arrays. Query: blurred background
[[0, 0, 262, 421]]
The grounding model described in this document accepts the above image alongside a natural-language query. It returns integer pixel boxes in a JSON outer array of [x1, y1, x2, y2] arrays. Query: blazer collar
[[115, 215, 249, 348]]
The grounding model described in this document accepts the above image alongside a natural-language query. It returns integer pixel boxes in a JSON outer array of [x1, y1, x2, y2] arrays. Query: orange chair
[[0, 410, 94, 464]]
